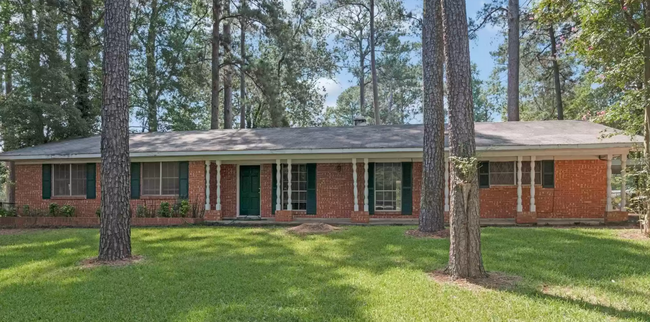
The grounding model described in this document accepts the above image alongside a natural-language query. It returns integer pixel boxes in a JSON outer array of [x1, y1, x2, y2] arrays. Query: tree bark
[[3, 31, 14, 205], [359, 40, 366, 116], [442, 0, 486, 279], [99, 0, 132, 261], [75, 0, 94, 133], [420, 0, 446, 233], [223, 2, 232, 129], [507, 0, 519, 121], [239, 0, 246, 129], [3, 16, 11, 96], [549, 26, 563, 120], [145, 0, 159, 132], [370, 0, 380, 125], [211, 0, 222, 129], [644, 0, 650, 235]]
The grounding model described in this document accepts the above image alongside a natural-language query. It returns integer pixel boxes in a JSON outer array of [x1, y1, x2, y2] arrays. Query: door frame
[[237, 164, 261, 217]]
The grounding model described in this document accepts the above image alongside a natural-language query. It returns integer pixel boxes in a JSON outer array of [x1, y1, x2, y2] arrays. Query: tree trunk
[[442, 0, 486, 279], [211, 0, 222, 129], [370, 0, 380, 125], [420, 0, 446, 233], [3, 33, 14, 205], [223, 2, 232, 129], [145, 0, 159, 132], [239, 0, 246, 129], [507, 0, 519, 121], [98, 0, 132, 261], [644, 0, 650, 235], [359, 40, 365, 116], [75, 0, 93, 133], [549, 26, 563, 120], [3, 16, 11, 95]]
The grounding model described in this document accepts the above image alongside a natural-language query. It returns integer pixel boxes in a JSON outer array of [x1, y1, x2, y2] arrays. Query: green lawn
[[1, 226, 649, 321]]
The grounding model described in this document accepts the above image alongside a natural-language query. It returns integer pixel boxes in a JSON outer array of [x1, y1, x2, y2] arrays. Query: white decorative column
[[276, 159, 281, 212], [352, 158, 359, 211], [606, 154, 612, 212], [444, 157, 449, 212], [205, 161, 211, 211], [517, 156, 523, 212], [530, 156, 536, 212], [216, 160, 222, 211], [287, 159, 292, 211], [621, 154, 627, 211], [363, 158, 369, 212]]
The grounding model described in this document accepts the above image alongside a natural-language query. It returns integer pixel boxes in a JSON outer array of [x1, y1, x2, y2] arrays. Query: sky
[[315, 0, 504, 109]]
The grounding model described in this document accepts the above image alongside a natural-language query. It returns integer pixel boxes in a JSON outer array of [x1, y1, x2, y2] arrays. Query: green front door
[[239, 166, 261, 216]]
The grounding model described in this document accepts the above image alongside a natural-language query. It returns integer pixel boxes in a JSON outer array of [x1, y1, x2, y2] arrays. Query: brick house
[[0, 120, 637, 225]]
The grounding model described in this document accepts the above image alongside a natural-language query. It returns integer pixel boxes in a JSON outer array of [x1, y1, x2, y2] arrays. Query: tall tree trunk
[[644, 0, 650, 235], [3, 16, 11, 95], [145, 0, 159, 132], [370, 0, 380, 125], [2, 32, 14, 205], [239, 0, 246, 129], [420, 0, 446, 233], [99, 0, 131, 261], [75, 0, 93, 133], [359, 40, 365, 116], [211, 0, 222, 129], [223, 2, 232, 129], [507, 0, 519, 121], [442, 0, 485, 279], [549, 26, 563, 120]]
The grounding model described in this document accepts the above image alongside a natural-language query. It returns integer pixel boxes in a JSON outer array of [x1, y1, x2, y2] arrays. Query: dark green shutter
[[86, 163, 96, 199], [401, 162, 412, 215], [542, 160, 555, 188], [272, 163, 277, 214], [179, 161, 189, 199], [42, 164, 52, 199], [478, 161, 490, 188], [306, 163, 317, 215], [368, 163, 375, 215], [130, 163, 141, 199]]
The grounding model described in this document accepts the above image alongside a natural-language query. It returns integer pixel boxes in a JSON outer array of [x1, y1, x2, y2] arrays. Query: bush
[[49, 203, 60, 217], [21, 205, 30, 216], [96, 208, 101, 218], [60, 205, 76, 217], [136, 205, 147, 218], [179, 200, 190, 218], [0, 207, 17, 217], [158, 202, 171, 218]]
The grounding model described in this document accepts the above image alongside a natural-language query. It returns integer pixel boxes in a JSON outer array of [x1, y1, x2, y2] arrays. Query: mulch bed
[[618, 229, 649, 241], [429, 269, 521, 291], [79, 255, 144, 269], [405, 229, 450, 239], [287, 223, 342, 235]]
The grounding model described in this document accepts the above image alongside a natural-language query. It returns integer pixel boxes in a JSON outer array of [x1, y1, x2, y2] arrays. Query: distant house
[[0, 120, 637, 225]]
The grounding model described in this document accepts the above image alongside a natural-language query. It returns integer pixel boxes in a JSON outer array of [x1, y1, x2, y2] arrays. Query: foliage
[[60, 205, 76, 217], [157, 202, 172, 218], [135, 205, 147, 218], [48, 203, 60, 217], [0, 206, 17, 217]]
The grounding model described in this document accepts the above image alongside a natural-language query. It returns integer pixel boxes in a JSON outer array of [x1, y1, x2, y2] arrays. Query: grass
[[1, 226, 649, 321]]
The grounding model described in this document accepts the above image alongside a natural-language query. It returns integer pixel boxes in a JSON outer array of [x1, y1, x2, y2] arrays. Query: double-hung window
[[281, 164, 307, 210], [479, 160, 554, 188], [375, 163, 402, 211], [52, 164, 87, 196], [141, 162, 179, 196]]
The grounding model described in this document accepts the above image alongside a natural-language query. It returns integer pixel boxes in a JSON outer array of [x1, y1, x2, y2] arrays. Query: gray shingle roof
[[0, 120, 638, 160]]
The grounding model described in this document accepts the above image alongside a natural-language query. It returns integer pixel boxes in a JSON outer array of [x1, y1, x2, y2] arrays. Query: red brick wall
[[14, 159, 609, 220]]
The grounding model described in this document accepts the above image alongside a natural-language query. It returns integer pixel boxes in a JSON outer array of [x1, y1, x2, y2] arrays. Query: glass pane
[[71, 164, 87, 195], [53, 164, 70, 196], [161, 162, 179, 195], [142, 162, 161, 195]]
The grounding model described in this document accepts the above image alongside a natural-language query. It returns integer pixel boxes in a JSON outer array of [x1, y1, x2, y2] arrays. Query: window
[[282, 164, 307, 210], [141, 162, 179, 196], [490, 162, 515, 185], [375, 163, 402, 211], [52, 164, 86, 196], [522, 161, 542, 185]]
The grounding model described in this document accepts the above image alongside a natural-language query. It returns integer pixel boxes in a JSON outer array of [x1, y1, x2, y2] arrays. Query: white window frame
[[281, 163, 307, 210], [141, 162, 179, 196], [52, 163, 86, 197], [374, 163, 402, 212], [489, 161, 516, 186]]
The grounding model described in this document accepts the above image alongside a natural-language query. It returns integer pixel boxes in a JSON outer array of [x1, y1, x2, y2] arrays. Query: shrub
[[136, 205, 147, 218], [158, 202, 171, 218], [0, 207, 17, 217], [49, 203, 60, 217], [60, 205, 76, 217], [96, 208, 101, 218], [179, 200, 190, 218], [21, 205, 30, 217]]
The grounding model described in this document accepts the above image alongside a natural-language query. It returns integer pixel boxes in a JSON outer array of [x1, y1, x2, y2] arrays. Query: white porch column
[[606, 154, 612, 212], [287, 159, 292, 210], [205, 161, 211, 211], [364, 158, 369, 212], [444, 157, 449, 212], [216, 160, 222, 211], [530, 156, 536, 212], [517, 156, 523, 212], [275, 159, 281, 212], [352, 158, 359, 211], [621, 154, 627, 211]]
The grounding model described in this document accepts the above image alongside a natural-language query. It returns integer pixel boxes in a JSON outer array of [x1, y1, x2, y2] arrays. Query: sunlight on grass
[[1, 226, 649, 321]]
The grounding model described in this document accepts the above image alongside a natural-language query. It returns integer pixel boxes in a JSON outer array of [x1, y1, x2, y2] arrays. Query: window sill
[[139, 195, 180, 199], [50, 196, 87, 200]]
